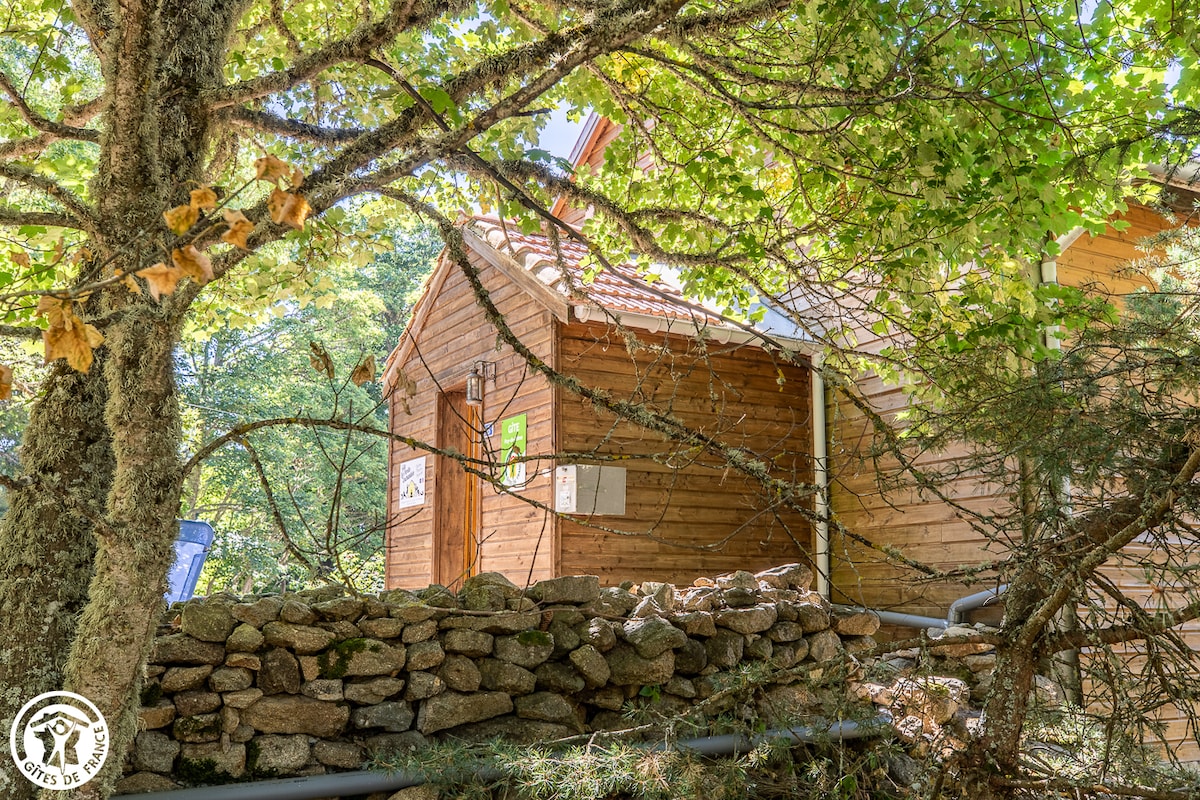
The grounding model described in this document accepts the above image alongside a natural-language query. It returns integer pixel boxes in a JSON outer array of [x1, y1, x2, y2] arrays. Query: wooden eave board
[[461, 226, 571, 323]]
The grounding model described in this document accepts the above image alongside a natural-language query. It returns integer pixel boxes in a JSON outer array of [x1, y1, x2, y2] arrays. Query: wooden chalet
[[381, 217, 818, 591], [378, 114, 1200, 753]]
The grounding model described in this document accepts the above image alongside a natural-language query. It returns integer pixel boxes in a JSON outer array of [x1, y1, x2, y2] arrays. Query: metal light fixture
[[465, 361, 495, 406]]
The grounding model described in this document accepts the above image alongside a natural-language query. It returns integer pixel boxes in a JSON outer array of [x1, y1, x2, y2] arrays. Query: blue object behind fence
[[166, 520, 214, 603]]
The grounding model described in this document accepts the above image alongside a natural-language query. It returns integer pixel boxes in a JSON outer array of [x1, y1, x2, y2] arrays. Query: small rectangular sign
[[397, 456, 426, 508], [500, 414, 527, 488]]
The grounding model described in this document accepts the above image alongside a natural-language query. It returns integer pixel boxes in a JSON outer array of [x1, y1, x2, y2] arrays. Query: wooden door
[[435, 391, 480, 589]]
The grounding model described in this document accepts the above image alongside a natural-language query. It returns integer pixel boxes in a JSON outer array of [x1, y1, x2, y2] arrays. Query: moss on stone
[[516, 630, 552, 648], [176, 758, 238, 786], [318, 637, 380, 679], [243, 739, 280, 779], [174, 715, 221, 740], [140, 681, 163, 707]]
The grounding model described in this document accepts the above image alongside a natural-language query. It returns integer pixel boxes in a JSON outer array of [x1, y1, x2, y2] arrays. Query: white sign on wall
[[397, 456, 426, 509]]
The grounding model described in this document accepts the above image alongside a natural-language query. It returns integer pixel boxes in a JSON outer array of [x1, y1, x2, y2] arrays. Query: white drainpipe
[[811, 352, 830, 598]]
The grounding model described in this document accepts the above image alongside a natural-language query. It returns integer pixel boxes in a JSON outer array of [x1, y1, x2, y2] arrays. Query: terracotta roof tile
[[468, 217, 725, 326]]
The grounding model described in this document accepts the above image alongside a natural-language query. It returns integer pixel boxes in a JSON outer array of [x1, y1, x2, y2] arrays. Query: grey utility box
[[555, 465, 627, 515]]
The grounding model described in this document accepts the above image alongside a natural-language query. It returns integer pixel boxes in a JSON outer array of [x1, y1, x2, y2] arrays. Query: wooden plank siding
[[826, 201, 1200, 754], [829, 201, 1184, 616], [385, 248, 557, 589], [554, 320, 815, 586], [1084, 541, 1200, 762]]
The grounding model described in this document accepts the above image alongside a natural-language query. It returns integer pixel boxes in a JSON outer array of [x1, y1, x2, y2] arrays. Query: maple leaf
[[290, 165, 305, 188], [113, 268, 141, 294], [137, 262, 184, 300], [38, 297, 104, 373], [45, 324, 104, 373], [164, 204, 199, 235], [221, 209, 254, 249], [350, 354, 376, 387], [172, 245, 214, 285], [0, 363, 12, 400], [268, 188, 311, 229], [36, 295, 68, 328], [255, 154, 292, 185], [10, 250, 30, 268], [190, 186, 218, 211], [309, 341, 335, 379]]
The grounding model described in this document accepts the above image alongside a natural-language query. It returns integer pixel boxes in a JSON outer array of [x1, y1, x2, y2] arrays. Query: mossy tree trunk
[[0, 365, 110, 800], [0, 2, 244, 797], [58, 2, 245, 794]]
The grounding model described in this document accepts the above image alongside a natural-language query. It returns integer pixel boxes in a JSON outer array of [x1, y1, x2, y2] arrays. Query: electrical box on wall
[[555, 465, 627, 515]]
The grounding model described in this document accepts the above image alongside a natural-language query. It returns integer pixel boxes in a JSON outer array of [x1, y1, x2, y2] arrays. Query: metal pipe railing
[[114, 716, 892, 800], [947, 585, 1007, 626], [834, 584, 1008, 635]]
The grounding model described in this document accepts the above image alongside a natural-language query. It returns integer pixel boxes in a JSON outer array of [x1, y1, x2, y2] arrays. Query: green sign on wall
[[500, 413, 527, 488]]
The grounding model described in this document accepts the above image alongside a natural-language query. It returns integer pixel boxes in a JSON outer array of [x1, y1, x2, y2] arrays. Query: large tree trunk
[[4, 1, 247, 795], [61, 311, 183, 800], [0, 366, 111, 800]]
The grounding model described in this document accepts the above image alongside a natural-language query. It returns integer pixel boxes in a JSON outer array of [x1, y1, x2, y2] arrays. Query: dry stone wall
[[118, 564, 991, 795]]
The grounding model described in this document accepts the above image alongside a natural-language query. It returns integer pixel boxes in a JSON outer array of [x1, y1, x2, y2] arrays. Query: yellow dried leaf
[[39, 299, 104, 373], [137, 262, 184, 300], [44, 322, 103, 373], [164, 203, 199, 235], [221, 209, 254, 249], [10, 250, 30, 268], [36, 295, 68, 328], [255, 154, 292, 184], [172, 245, 214, 285], [190, 186, 218, 211], [290, 165, 305, 187], [268, 188, 311, 230], [350, 354, 376, 387], [309, 341, 335, 379], [114, 269, 141, 294], [0, 363, 12, 400]]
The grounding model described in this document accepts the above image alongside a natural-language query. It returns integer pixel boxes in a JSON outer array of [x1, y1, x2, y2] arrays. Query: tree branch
[[202, 0, 468, 109], [181, 416, 440, 477], [991, 774, 1197, 800], [308, 0, 682, 195], [69, 0, 118, 53], [0, 164, 98, 234], [221, 106, 365, 143], [0, 325, 41, 340], [1044, 598, 1200, 654], [238, 435, 319, 574], [0, 133, 57, 160], [0, 207, 87, 230], [0, 96, 108, 159], [1017, 428, 1200, 649], [0, 474, 33, 491], [0, 70, 100, 143]]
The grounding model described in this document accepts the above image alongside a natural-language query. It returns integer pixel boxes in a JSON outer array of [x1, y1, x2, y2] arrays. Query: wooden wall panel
[[385, 248, 556, 589], [829, 202, 1183, 616], [555, 322, 814, 586], [1082, 542, 1200, 759]]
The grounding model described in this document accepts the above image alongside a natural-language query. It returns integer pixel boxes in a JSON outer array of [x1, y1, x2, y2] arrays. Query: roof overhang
[[571, 303, 818, 357]]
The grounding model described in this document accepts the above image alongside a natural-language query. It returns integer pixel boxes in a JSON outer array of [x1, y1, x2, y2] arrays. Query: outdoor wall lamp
[[465, 361, 496, 406]]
